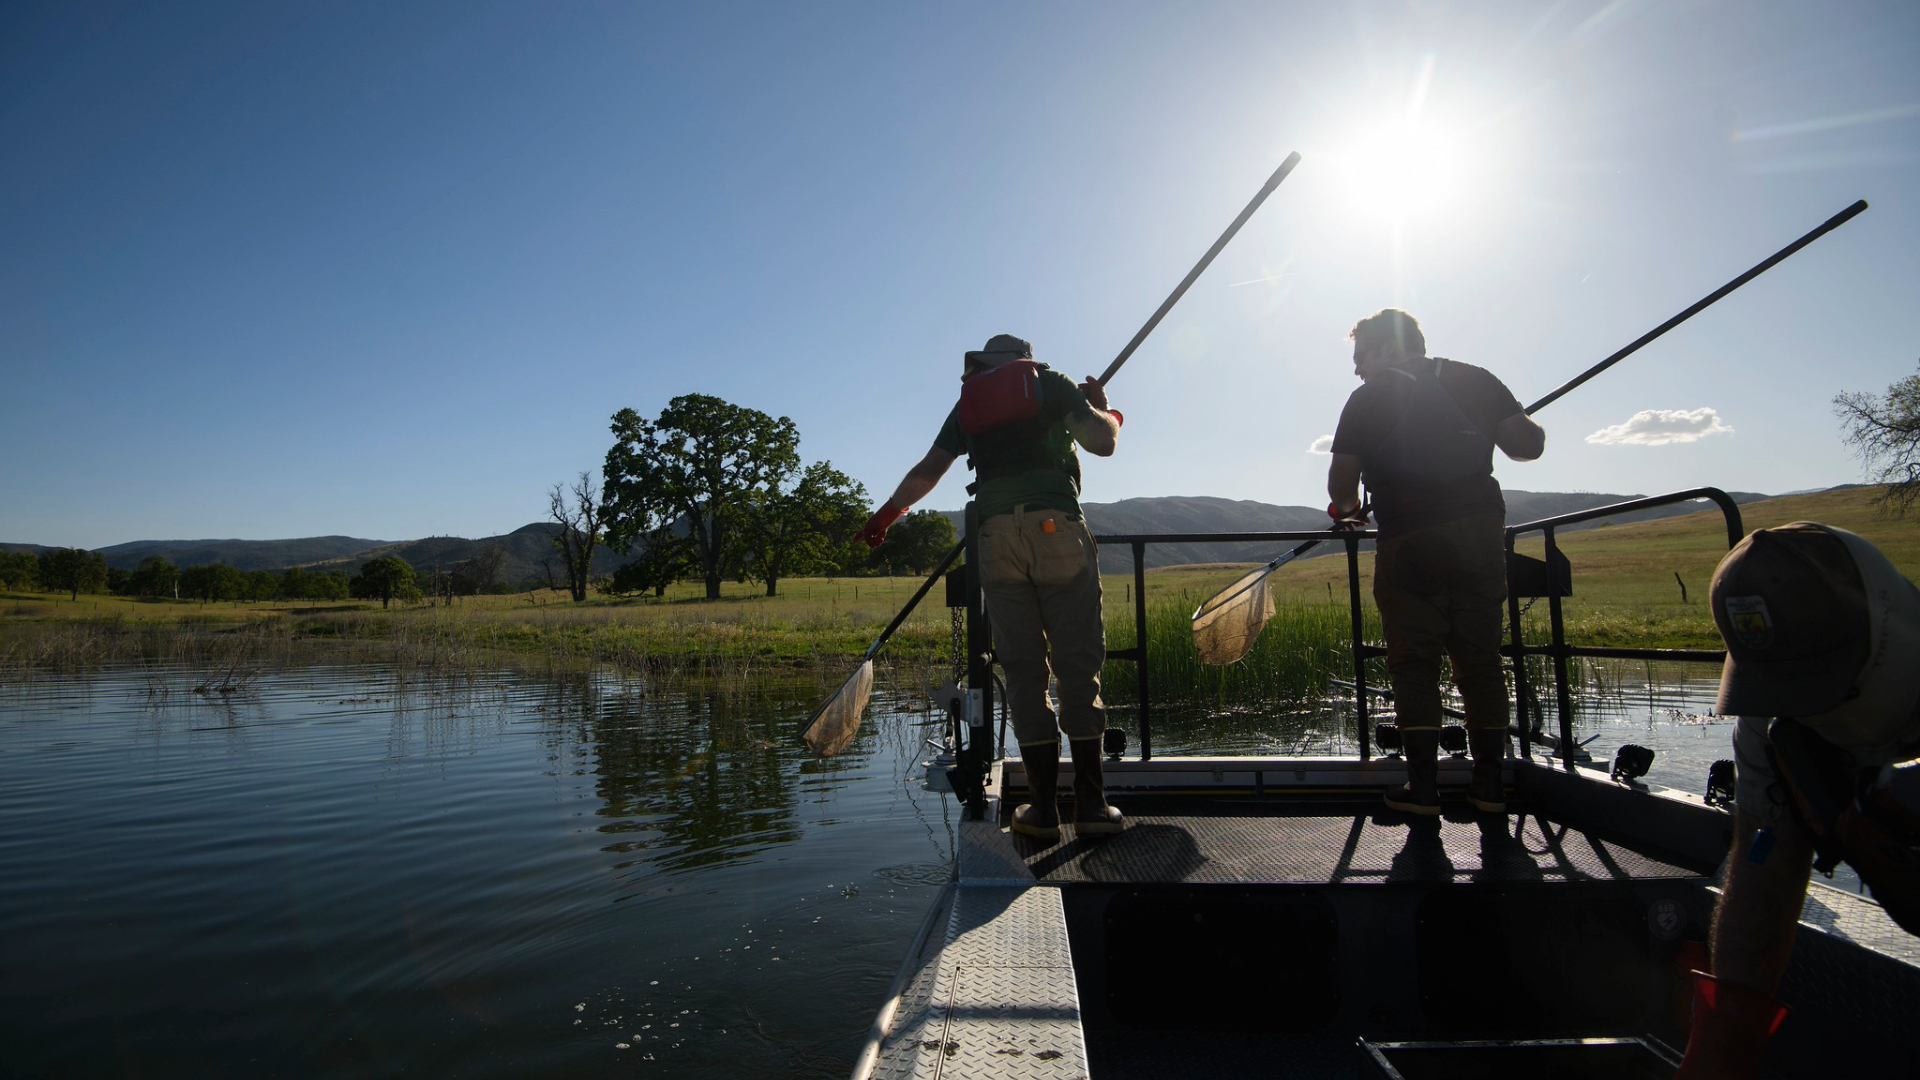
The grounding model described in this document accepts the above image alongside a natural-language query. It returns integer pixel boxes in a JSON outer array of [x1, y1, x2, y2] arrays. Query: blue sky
[[4, 0, 1917, 548]]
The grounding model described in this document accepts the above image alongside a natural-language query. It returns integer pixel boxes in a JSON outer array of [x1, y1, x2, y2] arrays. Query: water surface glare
[[0, 664, 955, 1077]]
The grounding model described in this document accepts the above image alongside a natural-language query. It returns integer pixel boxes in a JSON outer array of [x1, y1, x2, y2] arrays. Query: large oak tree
[[38, 549, 108, 599], [603, 395, 799, 600], [736, 461, 868, 596]]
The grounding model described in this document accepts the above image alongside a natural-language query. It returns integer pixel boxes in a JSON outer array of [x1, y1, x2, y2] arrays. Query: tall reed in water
[[1100, 590, 1383, 708]]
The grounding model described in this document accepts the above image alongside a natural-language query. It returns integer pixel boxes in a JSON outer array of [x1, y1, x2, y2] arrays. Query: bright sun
[[1336, 117, 1469, 224]]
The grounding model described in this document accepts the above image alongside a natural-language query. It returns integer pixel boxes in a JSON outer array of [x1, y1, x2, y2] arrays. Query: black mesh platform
[[1010, 803, 1708, 885]]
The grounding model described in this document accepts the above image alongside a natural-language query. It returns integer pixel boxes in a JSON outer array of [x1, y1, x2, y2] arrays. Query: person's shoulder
[[1037, 366, 1089, 409], [1036, 365, 1077, 392], [1435, 357, 1501, 382], [1341, 378, 1390, 408], [1437, 358, 1520, 397]]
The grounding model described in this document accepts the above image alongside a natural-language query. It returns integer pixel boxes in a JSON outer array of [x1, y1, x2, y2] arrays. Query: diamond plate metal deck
[[1781, 884, 1920, 1055], [867, 887, 1088, 1080], [1007, 805, 1704, 885]]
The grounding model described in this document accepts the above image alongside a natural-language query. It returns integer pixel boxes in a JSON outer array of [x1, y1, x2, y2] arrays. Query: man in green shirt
[[858, 334, 1125, 842]]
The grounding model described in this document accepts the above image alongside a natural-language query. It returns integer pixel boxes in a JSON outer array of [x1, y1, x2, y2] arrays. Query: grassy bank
[[7, 487, 1913, 701]]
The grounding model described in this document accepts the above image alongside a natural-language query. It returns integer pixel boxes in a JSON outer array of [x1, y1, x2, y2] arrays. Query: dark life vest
[[1361, 359, 1496, 492], [956, 360, 1076, 485]]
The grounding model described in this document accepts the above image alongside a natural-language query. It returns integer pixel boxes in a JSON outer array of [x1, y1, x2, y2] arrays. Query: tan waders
[[1011, 741, 1061, 843], [1070, 737, 1123, 835], [1383, 728, 1442, 816], [1467, 728, 1508, 814]]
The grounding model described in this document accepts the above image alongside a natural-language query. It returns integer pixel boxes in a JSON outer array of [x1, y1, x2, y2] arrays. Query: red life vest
[[958, 360, 1042, 435], [955, 360, 1072, 484]]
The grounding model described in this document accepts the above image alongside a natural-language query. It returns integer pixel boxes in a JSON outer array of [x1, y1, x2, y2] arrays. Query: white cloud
[[1585, 407, 1734, 447], [1307, 434, 1335, 455]]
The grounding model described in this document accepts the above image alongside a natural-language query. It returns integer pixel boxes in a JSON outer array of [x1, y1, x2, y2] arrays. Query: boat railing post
[[964, 502, 994, 816], [1132, 540, 1151, 761], [1505, 528, 1534, 760], [1346, 533, 1371, 761], [1543, 525, 1576, 770]]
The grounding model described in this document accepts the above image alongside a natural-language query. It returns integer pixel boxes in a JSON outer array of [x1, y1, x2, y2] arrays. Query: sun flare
[[1334, 117, 1470, 224]]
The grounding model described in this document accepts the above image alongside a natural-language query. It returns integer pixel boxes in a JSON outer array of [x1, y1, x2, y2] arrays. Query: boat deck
[[859, 757, 1920, 1080], [1006, 799, 1704, 886]]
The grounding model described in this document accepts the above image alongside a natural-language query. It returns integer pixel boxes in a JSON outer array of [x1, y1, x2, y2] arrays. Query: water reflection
[[0, 663, 953, 1079], [590, 683, 804, 873]]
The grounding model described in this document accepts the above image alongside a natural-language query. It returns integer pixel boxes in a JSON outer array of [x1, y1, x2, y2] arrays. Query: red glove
[[1327, 502, 1369, 531], [857, 501, 909, 548], [1674, 971, 1788, 1080]]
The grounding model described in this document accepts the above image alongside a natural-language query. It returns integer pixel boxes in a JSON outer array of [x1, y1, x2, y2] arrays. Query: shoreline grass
[[7, 488, 1911, 699]]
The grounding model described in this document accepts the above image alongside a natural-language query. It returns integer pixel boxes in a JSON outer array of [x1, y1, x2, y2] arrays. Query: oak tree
[[350, 556, 421, 608], [38, 548, 108, 600], [604, 395, 800, 599], [736, 462, 868, 596], [1836, 360, 1920, 517]]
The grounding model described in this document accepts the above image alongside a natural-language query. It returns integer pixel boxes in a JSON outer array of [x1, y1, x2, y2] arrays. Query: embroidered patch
[[1724, 595, 1774, 649]]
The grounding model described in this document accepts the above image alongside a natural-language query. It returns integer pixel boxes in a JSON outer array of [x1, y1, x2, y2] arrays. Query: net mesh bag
[[1190, 567, 1276, 666], [802, 659, 873, 758]]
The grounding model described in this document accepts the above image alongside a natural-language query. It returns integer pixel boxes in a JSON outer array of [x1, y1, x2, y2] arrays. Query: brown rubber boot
[[1467, 728, 1509, 814], [1384, 728, 1442, 816], [1069, 737, 1124, 836], [1011, 741, 1061, 843]]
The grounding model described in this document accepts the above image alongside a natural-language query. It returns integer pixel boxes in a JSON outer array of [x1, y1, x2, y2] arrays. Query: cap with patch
[[1712, 522, 1870, 717], [963, 333, 1033, 371]]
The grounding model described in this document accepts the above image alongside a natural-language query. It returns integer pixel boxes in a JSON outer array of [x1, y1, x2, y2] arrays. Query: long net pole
[[1096, 151, 1302, 387], [1525, 200, 1868, 415]]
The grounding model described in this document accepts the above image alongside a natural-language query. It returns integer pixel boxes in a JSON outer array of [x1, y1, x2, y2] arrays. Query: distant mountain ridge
[[1, 486, 1841, 583], [943, 488, 1778, 572]]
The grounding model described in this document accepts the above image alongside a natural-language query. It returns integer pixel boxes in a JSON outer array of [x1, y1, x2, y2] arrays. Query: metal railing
[[1091, 529, 1380, 761], [1504, 487, 1744, 767], [1086, 487, 1745, 765]]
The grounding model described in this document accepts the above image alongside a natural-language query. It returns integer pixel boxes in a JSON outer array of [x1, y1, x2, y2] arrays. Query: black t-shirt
[[1330, 357, 1524, 538]]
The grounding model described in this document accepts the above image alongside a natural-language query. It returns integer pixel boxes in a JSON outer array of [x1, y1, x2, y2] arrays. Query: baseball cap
[[1712, 522, 1871, 717], [963, 334, 1033, 370]]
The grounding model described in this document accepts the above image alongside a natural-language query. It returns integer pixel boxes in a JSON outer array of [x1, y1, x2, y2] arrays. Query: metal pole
[[1346, 535, 1370, 761], [1096, 152, 1303, 387], [1132, 540, 1151, 761], [1544, 526, 1575, 770], [1524, 200, 1868, 416]]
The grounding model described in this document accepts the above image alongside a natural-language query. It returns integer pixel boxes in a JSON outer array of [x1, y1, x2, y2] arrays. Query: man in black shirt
[[1328, 309, 1545, 815]]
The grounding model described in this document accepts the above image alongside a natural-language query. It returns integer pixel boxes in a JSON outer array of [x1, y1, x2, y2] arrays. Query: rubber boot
[[1674, 971, 1788, 1080], [1467, 728, 1509, 814], [1384, 728, 1442, 816], [1011, 741, 1061, 843], [1069, 737, 1124, 836]]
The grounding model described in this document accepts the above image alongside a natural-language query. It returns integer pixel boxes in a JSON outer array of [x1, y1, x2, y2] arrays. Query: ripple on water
[[0, 662, 956, 1079]]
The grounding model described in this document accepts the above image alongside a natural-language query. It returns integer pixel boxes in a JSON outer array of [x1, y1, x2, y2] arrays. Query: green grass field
[[1140, 486, 1920, 651], [5, 486, 1914, 694]]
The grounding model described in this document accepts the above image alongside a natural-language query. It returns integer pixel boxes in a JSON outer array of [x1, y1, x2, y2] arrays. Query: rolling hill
[[0, 485, 1844, 585]]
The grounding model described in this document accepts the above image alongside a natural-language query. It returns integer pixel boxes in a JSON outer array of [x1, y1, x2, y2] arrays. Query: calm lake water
[[0, 657, 1827, 1078], [0, 664, 956, 1078]]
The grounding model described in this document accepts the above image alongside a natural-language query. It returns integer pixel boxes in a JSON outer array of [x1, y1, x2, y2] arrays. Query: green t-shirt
[[934, 367, 1091, 521]]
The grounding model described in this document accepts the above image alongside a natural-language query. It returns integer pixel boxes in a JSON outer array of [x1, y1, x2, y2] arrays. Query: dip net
[[1190, 567, 1275, 666], [802, 659, 873, 758]]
